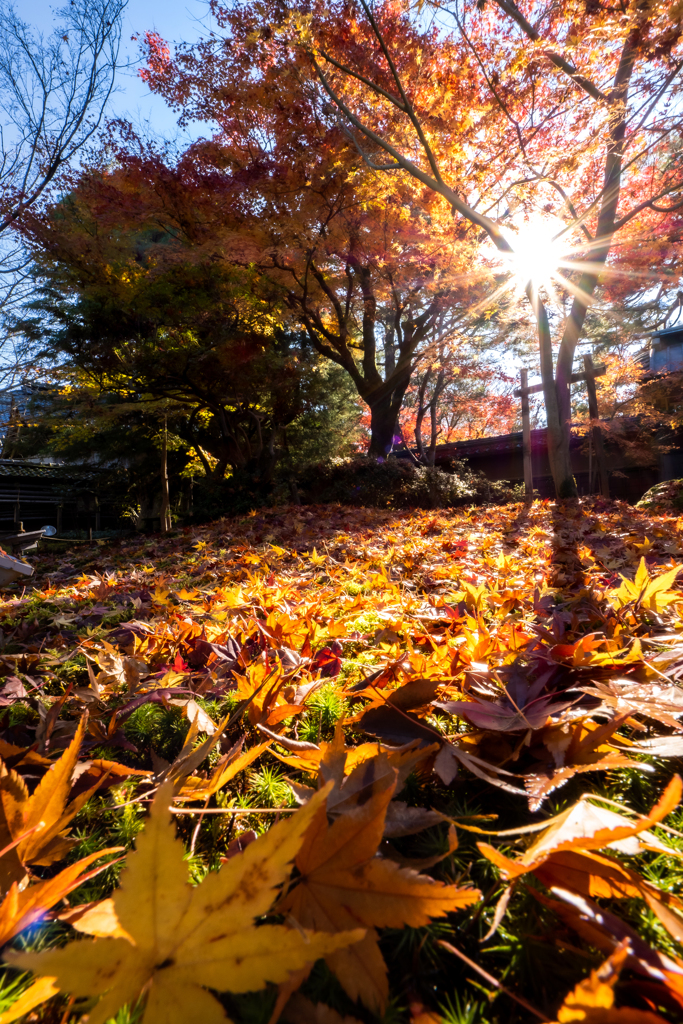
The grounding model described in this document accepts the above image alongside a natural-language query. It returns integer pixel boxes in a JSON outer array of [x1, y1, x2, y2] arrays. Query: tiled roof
[[432, 428, 551, 459], [401, 421, 642, 461], [0, 460, 86, 479]]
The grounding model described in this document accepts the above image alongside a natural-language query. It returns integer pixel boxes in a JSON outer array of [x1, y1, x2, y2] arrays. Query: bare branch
[[0, 0, 126, 236]]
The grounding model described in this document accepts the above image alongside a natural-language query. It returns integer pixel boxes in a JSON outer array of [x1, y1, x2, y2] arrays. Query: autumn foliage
[[0, 497, 679, 1021], [5, 0, 683, 1018]]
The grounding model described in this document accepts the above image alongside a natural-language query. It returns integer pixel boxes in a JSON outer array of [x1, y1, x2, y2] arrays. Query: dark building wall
[[0, 461, 122, 534], [660, 446, 683, 482], [397, 425, 666, 503]]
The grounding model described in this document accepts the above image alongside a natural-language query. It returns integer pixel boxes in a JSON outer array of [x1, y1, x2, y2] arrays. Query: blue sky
[[20, 0, 215, 141]]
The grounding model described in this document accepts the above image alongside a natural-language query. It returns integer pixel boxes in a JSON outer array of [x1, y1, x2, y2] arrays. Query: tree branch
[[491, 0, 608, 103]]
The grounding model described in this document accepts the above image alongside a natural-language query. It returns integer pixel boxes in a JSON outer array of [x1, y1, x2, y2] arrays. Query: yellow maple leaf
[[175, 740, 272, 802], [6, 782, 363, 1024], [309, 548, 327, 566], [0, 848, 122, 947], [0, 977, 60, 1024], [611, 558, 682, 613]]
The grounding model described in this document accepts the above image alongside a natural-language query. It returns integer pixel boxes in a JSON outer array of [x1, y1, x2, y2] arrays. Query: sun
[[502, 217, 568, 295]]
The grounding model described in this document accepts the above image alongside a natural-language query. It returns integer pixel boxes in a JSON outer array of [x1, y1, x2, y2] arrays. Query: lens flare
[[503, 218, 567, 293]]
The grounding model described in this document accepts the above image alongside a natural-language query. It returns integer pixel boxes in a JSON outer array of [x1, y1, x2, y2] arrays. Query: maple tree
[[266, 0, 683, 496], [18, 195, 362, 490], [400, 347, 518, 462], [56, 12, 495, 461]]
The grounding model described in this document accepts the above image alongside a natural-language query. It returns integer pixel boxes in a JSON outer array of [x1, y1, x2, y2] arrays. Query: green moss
[[123, 704, 191, 766], [298, 684, 348, 742], [246, 766, 295, 808]]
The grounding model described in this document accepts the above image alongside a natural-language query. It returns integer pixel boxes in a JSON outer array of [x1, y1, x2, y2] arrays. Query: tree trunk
[[544, 38, 635, 499], [257, 425, 278, 485], [368, 397, 399, 459], [527, 282, 578, 498], [546, 407, 576, 499], [427, 369, 445, 467], [414, 370, 430, 463], [160, 414, 171, 532]]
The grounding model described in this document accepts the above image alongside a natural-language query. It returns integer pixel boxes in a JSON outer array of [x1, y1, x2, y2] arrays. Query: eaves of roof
[[0, 460, 89, 480], [422, 420, 646, 460]]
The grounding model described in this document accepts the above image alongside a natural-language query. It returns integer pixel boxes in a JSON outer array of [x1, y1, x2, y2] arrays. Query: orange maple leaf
[[279, 769, 480, 1013]]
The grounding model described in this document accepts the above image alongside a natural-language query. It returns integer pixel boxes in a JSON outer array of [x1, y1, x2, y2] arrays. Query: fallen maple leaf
[[536, 886, 683, 1013], [278, 769, 480, 1013], [552, 942, 669, 1023], [175, 739, 272, 801], [478, 775, 682, 880], [530, 847, 683, 941], [522, 715, 648, 809], [6, 782, 363, 1024], [0, 717, 107, 890], [0, 847, 122, 947], [70, 758, 151, 798], [310, 643, 343, 677], [0, 739, 51, 769], [0, 976, 60, 1024], [155, 707, 233, 788], [316, 724, 437, 817], [611, 558, 682, 613]]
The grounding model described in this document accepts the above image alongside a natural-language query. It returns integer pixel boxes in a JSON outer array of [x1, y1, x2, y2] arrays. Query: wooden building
[[0, 459, 117, 535], [405, 329, 683, 501], [428, 426, 661, 501]]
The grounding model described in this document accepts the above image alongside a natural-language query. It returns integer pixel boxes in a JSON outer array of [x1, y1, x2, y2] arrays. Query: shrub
[[186, 457, 526, 518], [297, 455, 477, 509]]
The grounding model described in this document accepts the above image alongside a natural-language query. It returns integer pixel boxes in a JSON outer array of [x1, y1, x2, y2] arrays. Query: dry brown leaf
[[479, 775, 682, 880], [524, 755, 644, 812]]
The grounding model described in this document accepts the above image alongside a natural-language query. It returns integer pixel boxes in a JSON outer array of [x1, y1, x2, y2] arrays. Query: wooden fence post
[[520, 369, 533, 500], [515, 361, 608, 499], [583, 354, 610, 498]]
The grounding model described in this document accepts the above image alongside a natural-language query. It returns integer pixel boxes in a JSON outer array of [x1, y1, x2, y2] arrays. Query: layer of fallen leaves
[[0, 497, 682, 1022]]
